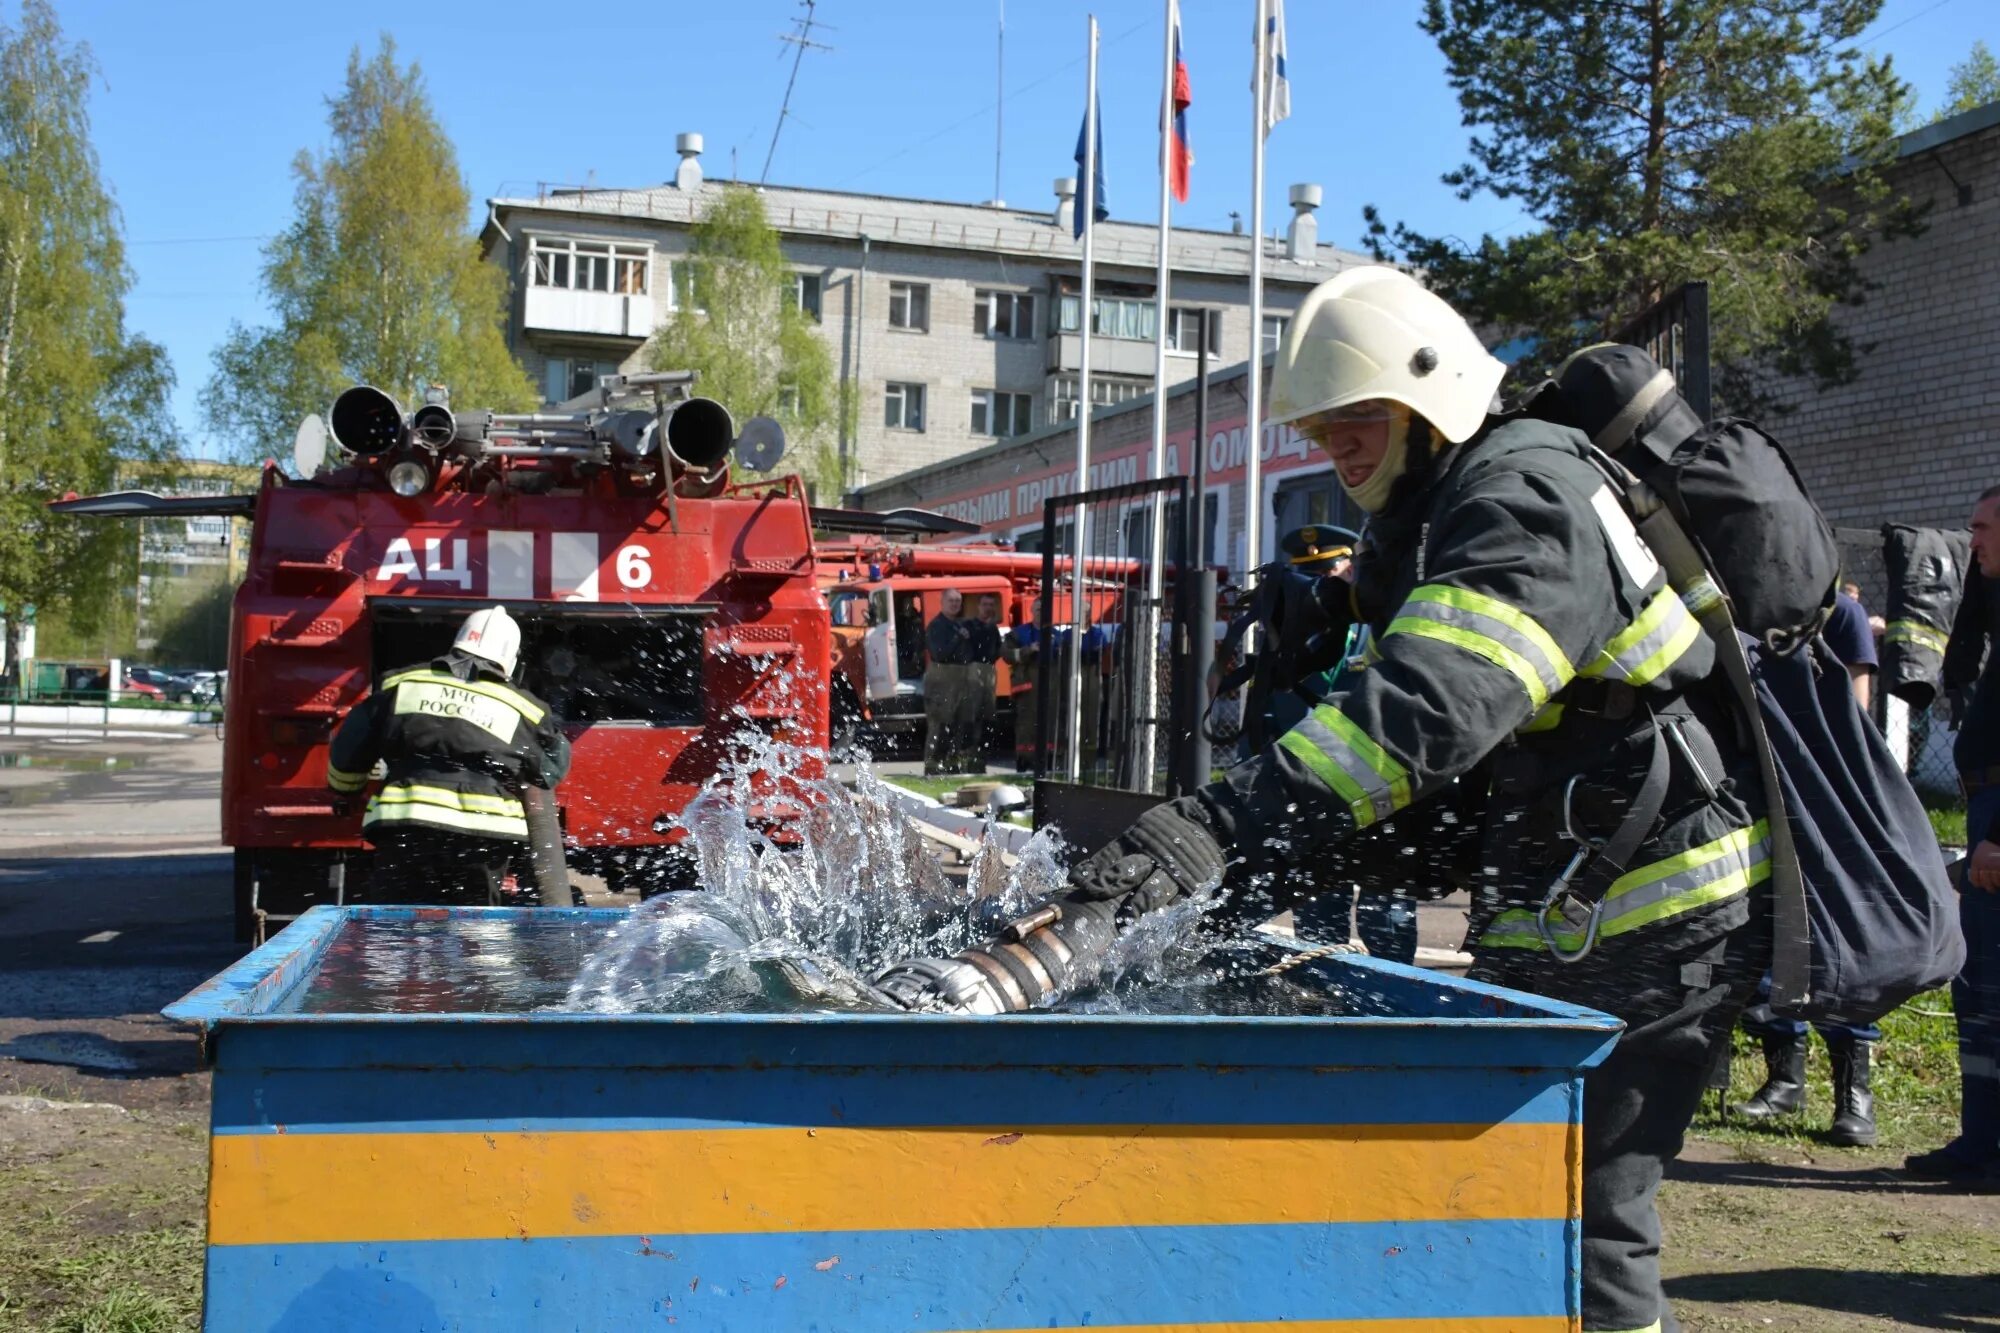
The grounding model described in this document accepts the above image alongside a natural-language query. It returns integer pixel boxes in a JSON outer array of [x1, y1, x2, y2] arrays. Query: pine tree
[[1943, 40, 2000, 118], [646, 186, 845, 496], [0, 0, 177, 654], [1366, 0, 1919, 409], [202, 38, 531, 462]]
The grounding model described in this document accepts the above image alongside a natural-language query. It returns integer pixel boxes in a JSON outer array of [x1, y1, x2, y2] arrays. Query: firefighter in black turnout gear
[[876, 267, 1770, 1333], [328, 606, 571, 905]]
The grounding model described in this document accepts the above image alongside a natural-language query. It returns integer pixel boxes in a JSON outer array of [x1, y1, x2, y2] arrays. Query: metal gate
[[1029, 476, 1195, 798]]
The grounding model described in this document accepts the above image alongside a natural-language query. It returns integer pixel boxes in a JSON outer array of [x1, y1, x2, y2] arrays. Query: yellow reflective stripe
[[1583, 585, 1700, 687], [1597, 585, 1679, 664], [1478, 821, 1769, 951], [1277, 703, 1413, 829], [1277, 730, 1373, 824], [1404, 584, 1572, 683], [363, 799, 529, 839], [1885, 619, 1948, 654], [325, 765, 368, 793], [1387, 617, 1554, 710], [383, 669, 545, 724], [1517, 703, 1564, 735], [378, 782, 525, 817]]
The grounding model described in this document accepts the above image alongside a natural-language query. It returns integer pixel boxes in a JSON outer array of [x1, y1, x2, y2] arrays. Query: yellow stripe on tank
[[207, 1121, 1576, 1247]]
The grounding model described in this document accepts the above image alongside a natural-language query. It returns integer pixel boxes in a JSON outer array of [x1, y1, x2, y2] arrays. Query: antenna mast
[[763, 0, 834, 184], [994, 0, 1005, 204]]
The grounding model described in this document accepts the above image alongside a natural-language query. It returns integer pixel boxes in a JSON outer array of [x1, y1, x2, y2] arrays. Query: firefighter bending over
[[327, 606, 571, 905], [876, 266, 1770, 1333]]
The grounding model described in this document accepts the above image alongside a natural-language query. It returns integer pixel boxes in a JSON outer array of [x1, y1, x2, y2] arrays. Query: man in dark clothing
[[878, 271, 1770, 1333], [965, 594, 1004, 774], [924, 590, 972, 775], [327, 606, 570, 905], [1910, 484, 2000, 1181], [1265, 525, 1419, 965], [1733, 587, 1883, 1144], [1005, 600, 1044, 770]]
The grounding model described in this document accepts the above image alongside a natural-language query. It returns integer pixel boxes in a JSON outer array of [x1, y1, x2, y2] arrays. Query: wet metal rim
[[164, 906, 1623, 1073]]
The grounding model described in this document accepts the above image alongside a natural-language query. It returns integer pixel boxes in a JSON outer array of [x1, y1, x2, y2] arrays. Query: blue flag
[[1073, 94, 1108, 239]]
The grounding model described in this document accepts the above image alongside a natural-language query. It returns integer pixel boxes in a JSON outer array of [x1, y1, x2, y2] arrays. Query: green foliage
[[647, 186, 846, 496], [201, 37, 532, 462], [0, 1, 178, 646], [147, 572, 233, 669], [1367, 0, 1921, 410], [1943, 40, 2000, 119]]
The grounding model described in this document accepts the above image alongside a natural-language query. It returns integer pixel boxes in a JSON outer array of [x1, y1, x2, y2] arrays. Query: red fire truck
[[58, 373, 829, 938]]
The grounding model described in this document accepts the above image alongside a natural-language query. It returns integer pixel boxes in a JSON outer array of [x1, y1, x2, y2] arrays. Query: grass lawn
[[1693, 989, 1960, 1154]]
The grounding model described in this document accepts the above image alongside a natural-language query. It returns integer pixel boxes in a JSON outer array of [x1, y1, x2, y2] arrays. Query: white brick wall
[[1761, 120, 2000, 530]]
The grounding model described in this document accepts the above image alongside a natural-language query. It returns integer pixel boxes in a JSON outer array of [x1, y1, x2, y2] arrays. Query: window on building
[[544, 356, 624, 405], [1262, 313, 1290, 356], [974, 289, 1035, 339], [794, 272, 823, 321], [667, 260, 707, 313], [971, 389, 1033, 437], [1055, 293, 1157, 341], [573, 243, 611, 292], [530, 238, 648, 294], [1049, 376, 1146, 421], [885, 381, 927, 431], [888, 281, 930, 331], [614, 249, 648, 295], [1165, 307, 1222, 354]]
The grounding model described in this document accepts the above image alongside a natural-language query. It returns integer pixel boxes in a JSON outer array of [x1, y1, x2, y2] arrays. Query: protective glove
[[1063, 797, 1230, 925]]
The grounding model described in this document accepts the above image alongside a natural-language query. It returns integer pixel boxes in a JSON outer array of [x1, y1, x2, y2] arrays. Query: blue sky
[[54, 0, 1995, 459]]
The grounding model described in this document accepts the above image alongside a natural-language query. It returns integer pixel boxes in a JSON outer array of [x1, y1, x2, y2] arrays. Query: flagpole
[[1137, 0, 1176, 791], [1067, 13, 1099, 785], [1244, 0, 1269, 621]]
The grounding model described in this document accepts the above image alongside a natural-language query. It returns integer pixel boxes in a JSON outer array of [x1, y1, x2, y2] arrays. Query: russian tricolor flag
[[1169, 0, 1193, 203]]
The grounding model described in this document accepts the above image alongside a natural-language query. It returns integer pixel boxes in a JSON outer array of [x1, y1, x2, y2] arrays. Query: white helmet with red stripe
[[454, 606, 521, 678]]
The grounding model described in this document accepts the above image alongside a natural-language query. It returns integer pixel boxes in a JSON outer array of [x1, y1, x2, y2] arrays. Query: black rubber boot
[[1731, 1032, 1807, 1121], [1828, 1041, 1878, 1147]]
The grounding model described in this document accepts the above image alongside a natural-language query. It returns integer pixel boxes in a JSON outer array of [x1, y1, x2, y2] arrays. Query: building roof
[[1893, 97, 2000, 161], [487, 178, 1371, 285]]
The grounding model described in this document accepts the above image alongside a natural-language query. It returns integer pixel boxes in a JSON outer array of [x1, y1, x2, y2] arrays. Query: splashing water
[[550, 718, 1389, 1016]]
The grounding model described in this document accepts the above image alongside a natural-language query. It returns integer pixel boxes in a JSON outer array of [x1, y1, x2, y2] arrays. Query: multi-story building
[[480, 133, 1370, 489]]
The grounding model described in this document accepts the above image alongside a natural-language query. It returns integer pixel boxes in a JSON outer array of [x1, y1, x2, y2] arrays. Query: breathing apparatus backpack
[[1543, 345, 1963, 1024]]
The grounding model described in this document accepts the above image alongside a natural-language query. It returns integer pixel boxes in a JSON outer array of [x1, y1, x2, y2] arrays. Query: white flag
[[1256, 0, 1290, 136]]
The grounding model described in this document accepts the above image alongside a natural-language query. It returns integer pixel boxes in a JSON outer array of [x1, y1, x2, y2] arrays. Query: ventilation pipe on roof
[[675, 133, 704, 191], [1054, 176, 1077, 233], [1286, 184, 1322, 261]]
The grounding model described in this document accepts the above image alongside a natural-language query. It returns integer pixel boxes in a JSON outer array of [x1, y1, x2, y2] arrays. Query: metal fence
[[1029, 476, 1198, 796]]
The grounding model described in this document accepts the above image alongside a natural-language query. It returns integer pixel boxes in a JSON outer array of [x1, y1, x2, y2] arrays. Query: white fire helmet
[[454, 606, 521, 678], [1269, 266, 1508, 445]]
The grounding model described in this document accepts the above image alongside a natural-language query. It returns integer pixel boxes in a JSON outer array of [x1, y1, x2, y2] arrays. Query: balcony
[[523, 287, 654, 339], [1046, 332, 1159, 378]]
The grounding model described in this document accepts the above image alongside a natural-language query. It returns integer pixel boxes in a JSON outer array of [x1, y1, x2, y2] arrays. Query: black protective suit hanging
[[1882, 524, 1972, 708]]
